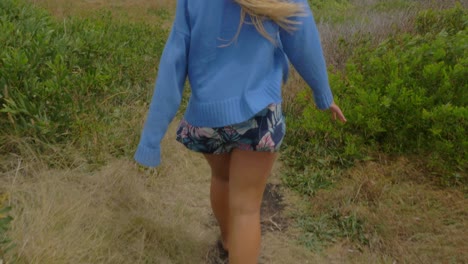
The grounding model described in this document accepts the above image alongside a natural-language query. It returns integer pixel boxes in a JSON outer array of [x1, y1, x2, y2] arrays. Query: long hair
[[234, 0, 306, 43]]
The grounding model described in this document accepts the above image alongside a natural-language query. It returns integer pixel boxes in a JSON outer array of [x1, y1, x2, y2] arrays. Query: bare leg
[[228, 149, 277, 264], [204, 153, 231, 250]]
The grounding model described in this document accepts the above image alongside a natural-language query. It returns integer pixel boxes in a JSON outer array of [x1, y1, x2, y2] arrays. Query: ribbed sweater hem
[[184, 78, 282, 127]]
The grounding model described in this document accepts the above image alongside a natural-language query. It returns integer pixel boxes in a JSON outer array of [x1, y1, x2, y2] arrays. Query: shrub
[[0, 0, 167, 154], [284, 5, 467, 190], [415, 3, 467, 35]]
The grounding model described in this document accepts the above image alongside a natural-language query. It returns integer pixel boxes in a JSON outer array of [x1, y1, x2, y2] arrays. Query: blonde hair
[[234, 0, 306, 43]]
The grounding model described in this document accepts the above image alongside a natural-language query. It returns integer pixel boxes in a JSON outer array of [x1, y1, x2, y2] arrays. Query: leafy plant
[[0, 0, 168, 161], [415, 3, 467, 35], [283, 5, 467, 189]]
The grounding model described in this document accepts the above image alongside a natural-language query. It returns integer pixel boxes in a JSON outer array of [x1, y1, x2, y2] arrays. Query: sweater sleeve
[[134, 0, 190, 167], [279, 0, 334, 110]]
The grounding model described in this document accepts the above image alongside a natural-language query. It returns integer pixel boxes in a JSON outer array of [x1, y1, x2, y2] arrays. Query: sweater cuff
[[314, 90, 334, 110], [134, 145, 161, 167]]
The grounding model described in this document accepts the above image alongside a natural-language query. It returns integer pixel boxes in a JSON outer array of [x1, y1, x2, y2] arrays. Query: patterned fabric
[[176, 104, 286, 154]]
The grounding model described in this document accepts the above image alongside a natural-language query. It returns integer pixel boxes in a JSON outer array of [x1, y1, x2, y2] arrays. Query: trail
[[4, 121, 466, 263], [141, 120, 324, 263], [1, 120, 330, 264]]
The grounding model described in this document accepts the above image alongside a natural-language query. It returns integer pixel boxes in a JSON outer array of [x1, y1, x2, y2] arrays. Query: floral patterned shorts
[[176, 104, 286, 154]]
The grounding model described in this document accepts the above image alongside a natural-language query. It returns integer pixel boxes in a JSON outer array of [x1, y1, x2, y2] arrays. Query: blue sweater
[[135, 0, 334, 167]]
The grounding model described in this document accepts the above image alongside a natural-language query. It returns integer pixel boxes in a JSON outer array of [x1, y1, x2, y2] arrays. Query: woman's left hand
[[329, 102, 347, 123]]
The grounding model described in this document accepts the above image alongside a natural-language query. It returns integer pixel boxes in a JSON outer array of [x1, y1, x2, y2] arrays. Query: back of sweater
[[135, 0, 334, 167]]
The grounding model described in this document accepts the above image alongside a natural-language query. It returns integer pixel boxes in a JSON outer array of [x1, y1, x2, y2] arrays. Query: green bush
[[284, 5, 467, 190], [415, 3, 467, 35], [0, 0, 167, 153]]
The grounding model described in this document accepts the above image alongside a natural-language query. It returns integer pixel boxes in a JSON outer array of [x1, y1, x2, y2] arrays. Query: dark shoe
[[216, 239, 229, 260], [206, 239, 229, 264]]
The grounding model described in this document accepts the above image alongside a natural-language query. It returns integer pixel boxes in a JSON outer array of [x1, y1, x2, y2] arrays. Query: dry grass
[[317, 0, 466, 70], [0, 121, 214, 263], [318, 8, 415, 69], [6, 140, 466, 263], [0, 121, 325, 264], [308, 157, 468, 263]]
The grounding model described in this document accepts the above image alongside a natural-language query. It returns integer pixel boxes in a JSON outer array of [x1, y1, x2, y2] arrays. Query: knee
[[210, 164, 230, 182], [230, 196, 261, 216], [212, 172, 229, 183]]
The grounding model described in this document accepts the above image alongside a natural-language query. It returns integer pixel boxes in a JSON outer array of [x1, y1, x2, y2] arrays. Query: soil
[[261, 183, 288, 233]]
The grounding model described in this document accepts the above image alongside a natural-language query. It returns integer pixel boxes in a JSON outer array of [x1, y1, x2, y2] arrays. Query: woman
[[134, 0, 346, 263]]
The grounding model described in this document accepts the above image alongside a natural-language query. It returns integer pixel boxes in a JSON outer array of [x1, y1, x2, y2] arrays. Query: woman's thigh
[[204, 153, 231, 181], [228, 149, 277, 212]]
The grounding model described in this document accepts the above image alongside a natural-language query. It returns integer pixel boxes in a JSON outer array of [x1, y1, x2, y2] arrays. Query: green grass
[[295, 211, 368, 251]]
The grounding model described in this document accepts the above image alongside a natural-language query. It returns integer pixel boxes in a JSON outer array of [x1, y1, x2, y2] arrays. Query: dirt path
[[6, 118, 464, 263], [151, 120, 323, 263], [6, 121, 466, 263], [1, 120, 329, 263]]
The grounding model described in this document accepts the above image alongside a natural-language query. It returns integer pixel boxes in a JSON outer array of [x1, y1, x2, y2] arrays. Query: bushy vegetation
[[0, 0, 167, 161], [283, 5, 467, 195]]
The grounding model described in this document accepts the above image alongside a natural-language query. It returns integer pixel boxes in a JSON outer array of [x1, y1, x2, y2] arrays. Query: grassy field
[[1, 0, 467, 263], [29, 0, 175, 24]]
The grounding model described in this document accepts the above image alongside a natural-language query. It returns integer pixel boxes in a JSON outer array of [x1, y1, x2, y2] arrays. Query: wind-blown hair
[[234, 0, 306, 43]]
